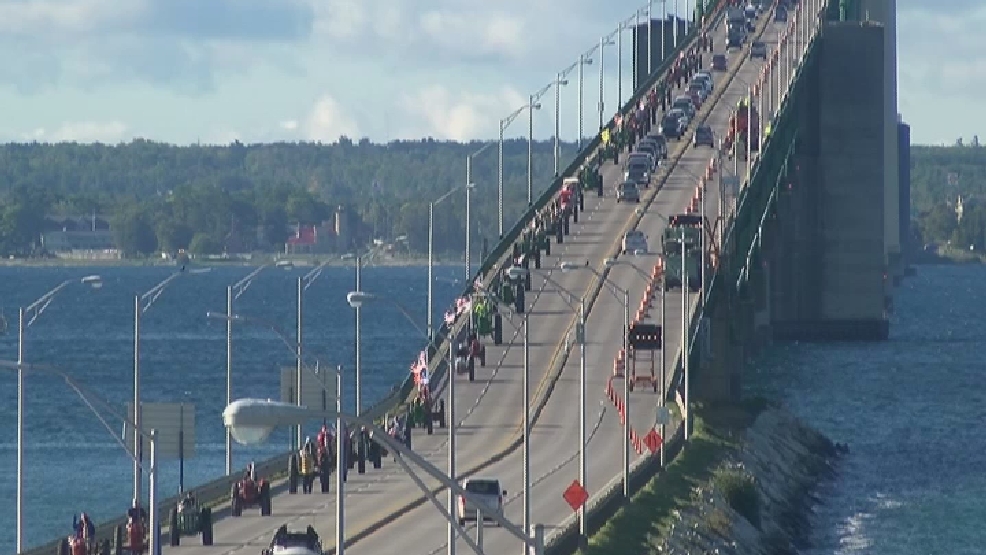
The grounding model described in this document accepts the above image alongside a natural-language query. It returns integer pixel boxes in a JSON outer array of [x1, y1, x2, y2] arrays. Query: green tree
[[111, 206, 158, 256], [0, 138, 581, 256], [188, 232, 222, 255], [918, 203, 958, 244]]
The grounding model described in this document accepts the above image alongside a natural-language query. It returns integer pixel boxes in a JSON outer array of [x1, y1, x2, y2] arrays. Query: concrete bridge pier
[[698, 285, 745, 403]]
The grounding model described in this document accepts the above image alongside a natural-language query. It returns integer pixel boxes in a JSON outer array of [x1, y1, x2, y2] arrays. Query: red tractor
[[726, 101, 760, 156], [231, 464, 272, 516]]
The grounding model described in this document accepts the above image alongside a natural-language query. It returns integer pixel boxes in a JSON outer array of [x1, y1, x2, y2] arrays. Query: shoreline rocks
[[654, 407, 841, 555]]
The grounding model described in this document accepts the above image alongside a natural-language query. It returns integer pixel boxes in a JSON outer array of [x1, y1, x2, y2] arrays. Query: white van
[[457, 478, 506, 525]]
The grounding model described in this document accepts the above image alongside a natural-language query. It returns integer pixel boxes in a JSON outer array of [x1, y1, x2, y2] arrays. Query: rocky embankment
[[656, 408, 845, 555]]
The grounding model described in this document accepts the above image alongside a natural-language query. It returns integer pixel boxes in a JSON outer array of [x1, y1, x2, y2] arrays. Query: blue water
[[0, 264, 461, 554], [748, 264, 985, 555]]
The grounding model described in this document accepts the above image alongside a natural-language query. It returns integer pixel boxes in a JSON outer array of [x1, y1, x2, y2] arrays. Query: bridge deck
[[156, 3, 817, 555]]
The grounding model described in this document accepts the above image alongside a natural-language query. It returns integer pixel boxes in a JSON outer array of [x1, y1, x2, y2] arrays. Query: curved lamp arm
[[0, 360, 148, 466]]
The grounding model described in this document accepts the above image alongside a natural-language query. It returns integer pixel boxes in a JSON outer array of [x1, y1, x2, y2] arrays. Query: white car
[[458, 478, 506, 525], [263, 526, 323, 555], [622, 230, 648, 254]]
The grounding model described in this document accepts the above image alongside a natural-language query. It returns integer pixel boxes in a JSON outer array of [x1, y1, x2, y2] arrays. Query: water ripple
[[750, 265, 986, 555]]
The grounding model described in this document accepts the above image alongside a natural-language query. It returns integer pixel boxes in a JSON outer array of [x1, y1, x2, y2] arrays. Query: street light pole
[[560, 261, 630, 501], [148, 429, 159, 555], [527, 85, 549, 206], [428, 203, 435, 337], [598, 36, 605, 131], [296, 277, 304, 449], [674, 0, 679, 48], [528, 94, 535, 206], [681, 229, 690, 440], [662, 0, 667, 62], [555, 74, 562, 176], [448, 327, 458, 555], [660, 266, 667, 466], [578, 54, 586, 151], [16, 308, 24, 554], [578, 298, 587, 544], [622, 288, 630, 500], [498, 106, 525, 238], [523, 312, 531, 544], [133, 295, 142, 504], [335, 369, 345, 555], [225, 286, 233, 475], [647, 0, 653, 75], [465, 157, 472, 280], [355, 258, 363, 415], [554, 63, 576, 177], [617, 22, 623, 107]]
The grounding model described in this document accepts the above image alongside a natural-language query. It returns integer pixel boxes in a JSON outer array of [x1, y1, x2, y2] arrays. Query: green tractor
[[470, 292, 503, 346], [168, 494, 214, 546], [662, 214, 705, 292]]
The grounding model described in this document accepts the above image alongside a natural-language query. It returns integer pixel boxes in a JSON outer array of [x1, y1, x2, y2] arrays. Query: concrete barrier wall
[[21, 4, 722, 555]]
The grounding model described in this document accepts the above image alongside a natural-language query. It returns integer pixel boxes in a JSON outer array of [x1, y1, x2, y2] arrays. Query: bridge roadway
[[165, 6, 796, 555], [348, 7, 796, 555]]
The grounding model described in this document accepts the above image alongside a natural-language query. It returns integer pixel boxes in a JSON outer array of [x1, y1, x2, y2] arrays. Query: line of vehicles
[[614, 1, 787, 291]]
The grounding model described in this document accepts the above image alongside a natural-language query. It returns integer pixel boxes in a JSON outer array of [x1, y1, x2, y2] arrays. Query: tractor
[[58, 515, 109, 555], [168, 493, 214, 546], [411, 385, 447, 435], [231, 464, 272, 516], [453, 341, 475, 382], [471, 292, 502, 346]]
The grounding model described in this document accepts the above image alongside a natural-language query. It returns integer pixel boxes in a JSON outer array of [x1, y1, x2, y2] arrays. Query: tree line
[[0, 138, 578, 257], [6, 140, 980, 258], [910, 144, 986, 252]]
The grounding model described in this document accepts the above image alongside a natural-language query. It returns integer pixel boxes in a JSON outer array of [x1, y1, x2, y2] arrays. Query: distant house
[[285, 221, 337, 254], [41, 215, 120, 259]]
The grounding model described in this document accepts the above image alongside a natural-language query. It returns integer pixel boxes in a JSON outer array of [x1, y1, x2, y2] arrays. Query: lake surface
[[3, 263, 978, 554], [0, 264, 461, 554], [748, 264, 985, 555]]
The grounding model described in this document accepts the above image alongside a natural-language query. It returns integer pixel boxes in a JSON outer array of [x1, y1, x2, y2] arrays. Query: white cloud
[[280, 120, 299, 131], [310, 0, 643, 70], [896, 2, 986, 142], [25, 121, 129, 143], [305, 95, 361, 142], [397, 85, 526, 140]]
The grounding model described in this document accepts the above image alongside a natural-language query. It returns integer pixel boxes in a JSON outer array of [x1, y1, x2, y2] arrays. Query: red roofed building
[[285, 222, 337, 254]]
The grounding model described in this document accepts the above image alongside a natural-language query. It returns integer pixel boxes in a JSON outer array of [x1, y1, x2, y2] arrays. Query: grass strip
[[581, 400, 768, 555]]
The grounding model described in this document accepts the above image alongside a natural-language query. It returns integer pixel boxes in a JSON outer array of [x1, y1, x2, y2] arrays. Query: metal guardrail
[[22, 7, 722, 555]]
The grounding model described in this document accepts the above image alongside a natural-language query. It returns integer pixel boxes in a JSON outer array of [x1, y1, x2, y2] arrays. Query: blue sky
[[0, 0, 967, 145]]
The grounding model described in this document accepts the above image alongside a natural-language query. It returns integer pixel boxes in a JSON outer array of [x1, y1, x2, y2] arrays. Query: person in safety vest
[[763, 123, 772, 139], [300, 438, 316, 493]]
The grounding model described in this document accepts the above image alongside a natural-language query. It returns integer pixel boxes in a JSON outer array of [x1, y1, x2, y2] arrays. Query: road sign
[[281, 364, 338, 412], [562, 480, 589, 512], [644, 429, 663, 453], [124, 402, 195, 460], [655, 406, 672, 426], [628, 323, 662, 350]]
